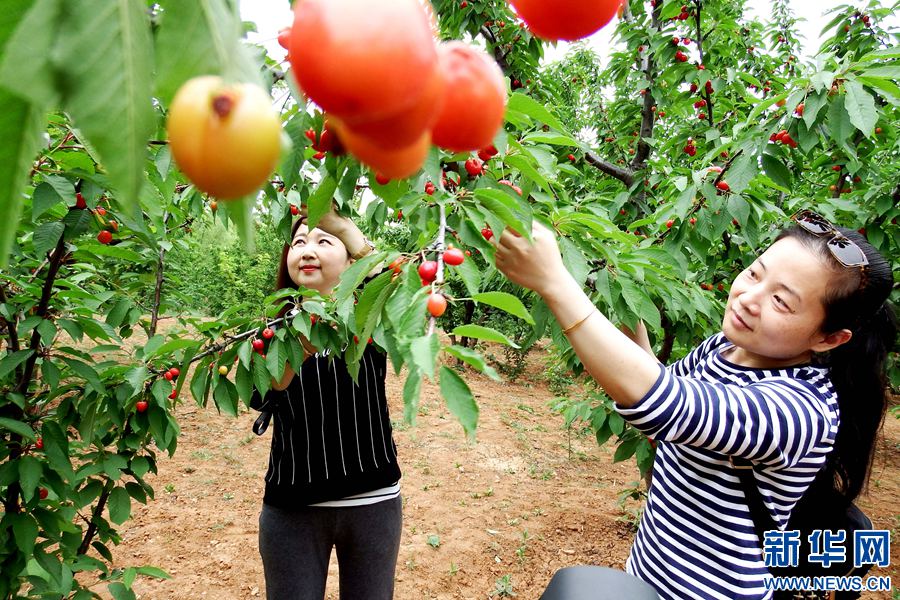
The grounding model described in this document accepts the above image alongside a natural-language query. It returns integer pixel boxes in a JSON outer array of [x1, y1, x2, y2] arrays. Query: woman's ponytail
[[826, 301, 897, 501]]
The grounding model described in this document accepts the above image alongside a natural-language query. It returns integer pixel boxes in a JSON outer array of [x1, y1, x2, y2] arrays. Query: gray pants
[[258, 497, 402, 600]]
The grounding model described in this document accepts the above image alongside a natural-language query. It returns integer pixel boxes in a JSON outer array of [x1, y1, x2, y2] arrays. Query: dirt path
[[111, 347, 900, 599]]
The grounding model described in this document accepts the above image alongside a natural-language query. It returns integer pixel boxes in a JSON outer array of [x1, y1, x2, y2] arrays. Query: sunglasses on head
[[790, 210, 869, 268]]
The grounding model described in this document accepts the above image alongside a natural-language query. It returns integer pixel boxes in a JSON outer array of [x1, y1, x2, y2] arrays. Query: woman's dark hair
[[776, 225, 897, 503]]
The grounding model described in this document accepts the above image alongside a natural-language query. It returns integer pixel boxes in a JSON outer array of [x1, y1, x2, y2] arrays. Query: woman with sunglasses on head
[[252, 207, 403, 600], [494, 210, 896, 600]]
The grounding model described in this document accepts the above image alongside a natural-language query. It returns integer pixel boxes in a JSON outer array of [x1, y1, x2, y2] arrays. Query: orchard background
[[0, 0, 898, 598]]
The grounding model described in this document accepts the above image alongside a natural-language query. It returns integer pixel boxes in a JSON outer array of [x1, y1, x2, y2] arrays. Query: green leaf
[[354, 271, 394, 344], [136, 566, 172, 580], [31, 181, 66, 220], [334, 252, 386, 306], [409, 334, 439, 382], [108, 485, 131, 524], [443, 345, 500, 381], [306, 174, 338, 231], [154, 0, 262, 104], [506, 92, 566, 132], [0, 349, 33, 380], [558, 236, 590, 286], [450, 324, 519, 348], [827, 97, 855, 148], [724, 154, 756, 195], [473, 188, 533, 238], [18, 455, 42, 498], [54, 0, 156, 208], [439, 366, 479, 439], [402, 369, 422, 424], [504, 154, 551, 196], [0, 89, 44, 268], [108, 582, 136, 600], [0, 416, 36, 440], [521, 131, 579, 147], [10, 512, 39, 555], [0, 0, 60, 106], [613, 437, 640, 463], [857, 76, 900, 106], [472, 291, 534, 325], [213, 377, 239, 417], [842, 79, 878, 137], [760, 154, 792, 190]]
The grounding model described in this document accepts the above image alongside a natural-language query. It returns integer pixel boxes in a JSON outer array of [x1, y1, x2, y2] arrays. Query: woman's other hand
[[494, 221, 566, 298]]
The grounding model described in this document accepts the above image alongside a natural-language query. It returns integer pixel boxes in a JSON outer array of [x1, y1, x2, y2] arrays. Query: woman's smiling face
[[721, 236, 849, 369], [286, 223, 352, 295]]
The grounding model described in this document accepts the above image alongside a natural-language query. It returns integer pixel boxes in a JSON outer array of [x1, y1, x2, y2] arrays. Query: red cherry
[[375, 173, 391, 185], [277, 27, 291, 50], [164, 371, 174, 381], [567, 153, 576, 162], [168, 389, 178, 400], [460, 0, 467, 6], [97, 230, 112, 245], [831, 165, 842, 171], [424, 181, 436, 195], [443, 248, 465, 266], [313, 151, 327, 160], [169, 367, 180, 377], [96, 206, 107, 216], [136, 400, 149, 413], [252, 339, 265, 351], [715, 181, 730, 192], [35, 438, 43, 450], [481, 227, 493, 240], [689, 217, 697, 225], [75, 193, 87, 209], [305, 128, 317, 143], [666, 219, 674, 229], [498, 180, 522, 195], [418, 260, 438, 283], [290, 204, 300, 216], [39, 487, 49, 500], [427, 293, 447, 317], [464, 157, 483, 177], [262, 328, 275, 340]]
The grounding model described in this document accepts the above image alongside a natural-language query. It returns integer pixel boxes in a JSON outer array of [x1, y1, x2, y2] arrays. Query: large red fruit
[[510, 0, 623, 41], [342, 66, 445, 150], [332, 119, 430, 179], [167, 76, 281, 200], [431, 42, 507, 152], [289, 0, 438, 123]]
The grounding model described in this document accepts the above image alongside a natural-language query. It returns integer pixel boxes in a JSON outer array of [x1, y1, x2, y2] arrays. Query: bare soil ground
[[110, 339, 900, 600]]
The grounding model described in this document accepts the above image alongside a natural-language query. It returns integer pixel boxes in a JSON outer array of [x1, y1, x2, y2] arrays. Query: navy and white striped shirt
[[256, 344, 402, 508], [616, 333, 839, 600]]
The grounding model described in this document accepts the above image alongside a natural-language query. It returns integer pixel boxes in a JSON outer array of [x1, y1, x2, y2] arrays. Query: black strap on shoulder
[[731, 456, 776, 543]]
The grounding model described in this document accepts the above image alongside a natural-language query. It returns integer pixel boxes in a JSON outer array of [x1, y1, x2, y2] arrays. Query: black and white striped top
[[616, 333, 839, 600], [256, 344, 402, 508]]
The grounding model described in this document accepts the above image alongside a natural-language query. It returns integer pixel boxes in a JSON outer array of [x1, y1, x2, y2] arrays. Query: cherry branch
[[0, 284, 20, 354], [585, 151, 635, 186]]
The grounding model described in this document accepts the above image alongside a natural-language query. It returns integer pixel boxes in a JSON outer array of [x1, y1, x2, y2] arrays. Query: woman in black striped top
[[254, 209, 402, 600], [494, 211, 896, 599]]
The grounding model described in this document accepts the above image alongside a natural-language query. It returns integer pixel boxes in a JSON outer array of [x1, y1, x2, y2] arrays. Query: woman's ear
[[811, 328, 852, 353]]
